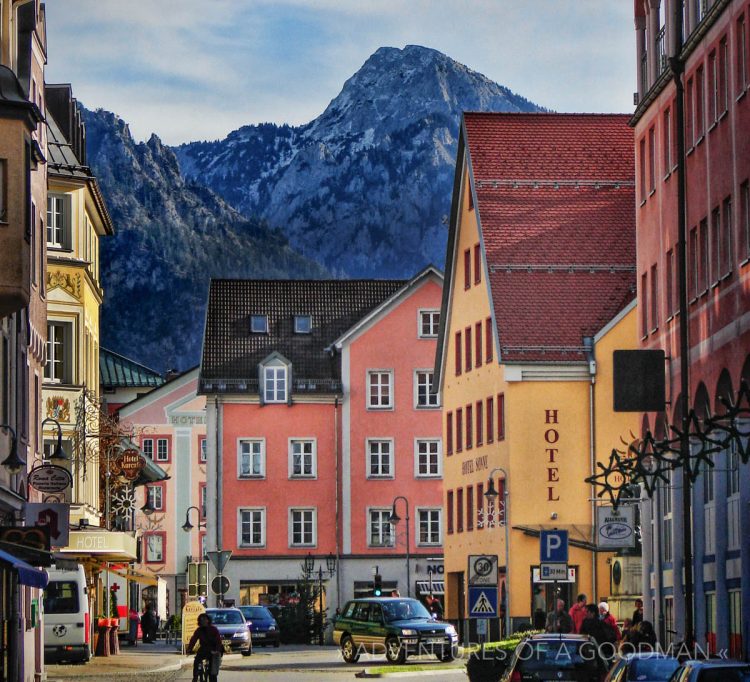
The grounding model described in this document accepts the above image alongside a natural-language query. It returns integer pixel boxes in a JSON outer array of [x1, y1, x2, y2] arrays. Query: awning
[[416, 580, 445, 596], [107, 564, 159, 587], [0, 548, 48, 588]]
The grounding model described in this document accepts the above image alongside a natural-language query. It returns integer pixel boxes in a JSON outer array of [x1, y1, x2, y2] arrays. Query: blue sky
[[44, 1, 634, 145]]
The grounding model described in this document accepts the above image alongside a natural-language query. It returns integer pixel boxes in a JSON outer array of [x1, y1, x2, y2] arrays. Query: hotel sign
[[61, 530, 138, 560], [114, 449, 144, 481], [28, 465, 72, 493]]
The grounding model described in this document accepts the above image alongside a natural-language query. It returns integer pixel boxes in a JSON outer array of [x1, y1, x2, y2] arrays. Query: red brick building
[[633, 0, 750, 658]]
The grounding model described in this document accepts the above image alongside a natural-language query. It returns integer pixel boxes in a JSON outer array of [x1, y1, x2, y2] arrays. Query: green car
[[333, 597, 458, 664]]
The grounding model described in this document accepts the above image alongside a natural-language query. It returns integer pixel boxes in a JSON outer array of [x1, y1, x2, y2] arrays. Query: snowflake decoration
[[477, 502, 505, 528], [111, 487, 137, 515]]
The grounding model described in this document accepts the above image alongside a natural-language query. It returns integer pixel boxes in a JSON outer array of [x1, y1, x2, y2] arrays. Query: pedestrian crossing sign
[[468, 585, 498, 618]]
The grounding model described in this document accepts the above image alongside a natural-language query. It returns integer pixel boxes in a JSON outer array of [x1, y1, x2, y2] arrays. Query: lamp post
[[181, 506, 206, 533], [0, 425, 24, 474], [305, 553, 337, 645], [41, 418, 68, 461], [484, 467, 511, 638], [388, 496, 411, 597]]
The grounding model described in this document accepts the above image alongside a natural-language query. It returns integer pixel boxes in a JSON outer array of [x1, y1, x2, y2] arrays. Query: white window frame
[[46, 193, 70, 249], [147, 485, 163, 511], [289, 508, 316, 547], [263, 363, 288, 403], [155, 437, 169, 462], [200, 437, 207, 463], [238, 507, 266, 547], [142, 438, 154, 460], [250, 315, 268, 333], [416, 507, 442, 547], [145, 534, 164, 562], [414, 438, 442, 478], [237, 438, 266, 478], [367, 438, 394, 479], [294, 315, 312, 334], [45, 320, 73, 384], [418, 309, 440, 338], [414, 369, 439, 409], [367, 370, 393, 410], [367, 508, 394, 548], [289, 438, 317, 478]]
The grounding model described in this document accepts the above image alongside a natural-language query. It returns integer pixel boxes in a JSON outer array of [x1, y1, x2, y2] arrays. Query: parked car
[[605, 652, 680, 682], [238, 605, 280, 647], [500, 633, 610, 682], [205, 607, 252, 656], [333, 597, 458, 664], [667, 659, 750, 681], [44, 564, 92, 664]]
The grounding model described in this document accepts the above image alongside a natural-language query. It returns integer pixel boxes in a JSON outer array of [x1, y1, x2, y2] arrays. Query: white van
[[44, 564, 91, 663]]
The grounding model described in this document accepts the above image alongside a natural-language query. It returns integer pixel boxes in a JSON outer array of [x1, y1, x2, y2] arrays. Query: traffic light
[[373, 573, 383, 597], [188, 561, 208, 597]]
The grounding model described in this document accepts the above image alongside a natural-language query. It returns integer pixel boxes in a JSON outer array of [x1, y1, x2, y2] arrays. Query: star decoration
[[585, 448, 634, 509], [707, 379, 750, 465], [668, 409, 729, 482], [628, 431, 677, 497]]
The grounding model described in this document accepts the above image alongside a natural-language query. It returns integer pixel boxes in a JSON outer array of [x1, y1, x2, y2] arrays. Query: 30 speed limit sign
[[468, 555, 498, 585]]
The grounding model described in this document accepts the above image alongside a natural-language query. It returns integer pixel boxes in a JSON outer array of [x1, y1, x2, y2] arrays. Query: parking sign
[[540, 530, 568, 563]]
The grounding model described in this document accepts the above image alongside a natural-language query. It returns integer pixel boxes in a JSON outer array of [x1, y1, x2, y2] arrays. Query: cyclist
[[187, 613, 223, 682]]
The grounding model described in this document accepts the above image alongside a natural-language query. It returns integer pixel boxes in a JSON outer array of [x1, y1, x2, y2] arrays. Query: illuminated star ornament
[[586, 448, 634, 508], [707, 379, 750, 465]]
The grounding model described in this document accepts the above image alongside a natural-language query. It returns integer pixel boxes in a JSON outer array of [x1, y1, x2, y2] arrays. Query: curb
[[355, 667, 463, 678]]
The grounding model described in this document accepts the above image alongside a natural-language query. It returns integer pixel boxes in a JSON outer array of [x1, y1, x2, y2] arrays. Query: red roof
[[464, 113, 636, 361]]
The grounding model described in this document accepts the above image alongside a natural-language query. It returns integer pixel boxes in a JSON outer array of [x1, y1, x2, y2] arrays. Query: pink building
[[199, 268, 444, 613], [118, 368, 206, 615]]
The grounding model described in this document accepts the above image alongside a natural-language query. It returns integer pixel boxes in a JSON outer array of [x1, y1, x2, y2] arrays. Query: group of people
[[546, 594, 657, 652]]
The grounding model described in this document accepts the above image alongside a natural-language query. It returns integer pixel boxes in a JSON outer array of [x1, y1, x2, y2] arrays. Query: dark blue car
[[239, 605, 280, 647]]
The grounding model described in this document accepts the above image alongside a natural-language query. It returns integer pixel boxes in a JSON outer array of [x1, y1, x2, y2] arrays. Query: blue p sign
[[540, 530, 568, 563]]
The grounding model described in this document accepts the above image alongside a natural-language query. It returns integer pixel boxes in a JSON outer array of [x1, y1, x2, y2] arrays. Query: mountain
[[174, 45, 543, 277], [83, 108, 329, 373]]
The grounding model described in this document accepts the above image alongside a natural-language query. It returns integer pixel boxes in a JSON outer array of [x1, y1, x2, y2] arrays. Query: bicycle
[[196, 657, 210, 682]]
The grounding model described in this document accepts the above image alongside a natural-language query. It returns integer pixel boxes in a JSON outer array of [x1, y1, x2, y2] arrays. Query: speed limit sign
[[468, 555, 498, 585]]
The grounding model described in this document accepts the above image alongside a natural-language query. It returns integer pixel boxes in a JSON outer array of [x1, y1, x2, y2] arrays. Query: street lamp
[[389, 496, 411, 597], [140, 491, 156, 516], [41, 418, 68, 461], [484, 467, 511, 638], [306, 553, 337, 645], [182, 505, 206, 532], [0, 424, 24, 474]]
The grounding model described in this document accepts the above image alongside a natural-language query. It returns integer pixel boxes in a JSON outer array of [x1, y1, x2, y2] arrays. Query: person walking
[[141, 603, 158, 644], [545, 599, 573, 633], [568, 594, 587, 633], [631, 598, 644, 625], [598, 601, 621, 642], [580, 604, 608, 646]]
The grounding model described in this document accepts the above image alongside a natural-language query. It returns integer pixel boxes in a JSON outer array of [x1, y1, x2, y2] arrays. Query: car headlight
[[444, 625, 456, 635], [400, 629, 417, 636], [268, 625, 276, 631], [233, 631, 249, 638]]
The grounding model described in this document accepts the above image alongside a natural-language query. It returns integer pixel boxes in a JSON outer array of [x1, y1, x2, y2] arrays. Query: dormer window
[[259, 353, 290, 404], [250, 315, 268, 334], [294, 315, 312, 334]]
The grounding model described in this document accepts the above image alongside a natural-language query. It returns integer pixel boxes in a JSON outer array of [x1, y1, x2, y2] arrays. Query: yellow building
[[42, 85, 113, 526], [434, 113, 639, 636]]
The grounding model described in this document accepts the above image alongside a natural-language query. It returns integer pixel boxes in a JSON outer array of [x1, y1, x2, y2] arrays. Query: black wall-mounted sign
[[613, 350, 666, 412]]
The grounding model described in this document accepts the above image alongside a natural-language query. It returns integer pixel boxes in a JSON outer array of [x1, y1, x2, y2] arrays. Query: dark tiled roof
[[464, 112, 636, 362], [200, 279, 407, 394], [46, 112, 91, 179], [100, 348, 164, 388]]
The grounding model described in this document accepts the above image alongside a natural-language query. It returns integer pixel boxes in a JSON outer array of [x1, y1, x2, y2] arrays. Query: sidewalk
[[46, 640, 190, 678]]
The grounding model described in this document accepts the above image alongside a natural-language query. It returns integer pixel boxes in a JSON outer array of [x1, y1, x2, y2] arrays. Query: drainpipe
[[334, 396, 341, 610], [214, 396, 222, 551], [584, 336, 598, 601], [670, 0, 694, 647]]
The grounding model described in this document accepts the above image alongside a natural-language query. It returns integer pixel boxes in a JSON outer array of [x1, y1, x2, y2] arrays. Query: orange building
[[434, 113, 640, 638], [199, 269, 444, 617]]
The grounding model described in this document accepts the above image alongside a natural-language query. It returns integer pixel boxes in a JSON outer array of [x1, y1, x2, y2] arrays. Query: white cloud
[[44, 0, 636, 144]]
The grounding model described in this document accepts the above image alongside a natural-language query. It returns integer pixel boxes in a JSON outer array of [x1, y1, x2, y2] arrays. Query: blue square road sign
[[468, 585, 498, 618], [540, 529, 568, 563]]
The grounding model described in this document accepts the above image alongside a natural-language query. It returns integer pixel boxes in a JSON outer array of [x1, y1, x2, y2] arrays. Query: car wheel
[[341, 635, 359, 663], [242, 648, 252, 656], [438, 647, 455, 662], [385, 637, 406, 664], [273, 640, 280, 648]]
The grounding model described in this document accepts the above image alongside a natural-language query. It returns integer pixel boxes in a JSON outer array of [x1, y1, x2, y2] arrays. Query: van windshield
[[44, 581, 79, 614]]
